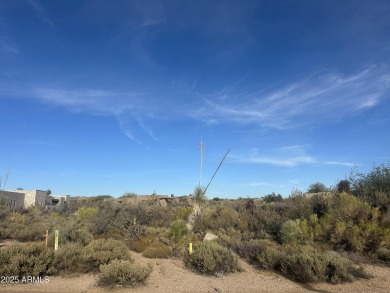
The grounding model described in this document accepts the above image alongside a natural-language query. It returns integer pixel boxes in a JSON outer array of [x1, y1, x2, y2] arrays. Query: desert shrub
[[77, 207, 98, 221], [67, 228, 94, 245], [142, 242, 172, 259], [377, 247, 390, 262], [279, 220, 304, 244], [173, 206, 193, 221], [256, 204, 286, 239], [128, 236, 154, 253], [255, 247, 283, 269], [324, 251, 355, 283], [310, 193, 330, 218], [350, 163, 390, 207], [285, 192, 313, 220], [337, 180, 351, 194], [235, 240, 268, 260], [278, 250, 328, 282], [47, 226, 93, 247], [82, 238, 133, 272], [46, 215, 94, 246], [193, 206, 245, 233], [146, 205, 174, 228], [308, 182, 328, 193], [0, 244, 56, 277], [88, 203, 120, 235], [4, 212, 46, 241], [99, 260, 152, 286], [53, 242, 84, 274], [185, 241, 240, 276], [263, 193, 283, 203], [318, 193, 385, 253], [277, 246, 369, 283], [168, 219, 188, 242]]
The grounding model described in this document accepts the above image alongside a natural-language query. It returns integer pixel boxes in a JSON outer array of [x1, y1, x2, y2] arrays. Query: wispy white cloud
[[31, 88, 140, 115], [323, 161, 357, 167], [27, 0, 56, 30], [28, 87, 159, 145], [0, 39, 19, 54], [248, 181, 273, 187], [3, 64, 389, 145], [16, 140, 57, 147], [231, 145, 357, 168], [231, 145, 315, 167], [135, 0, 166, 28], [194, 65, 390, 129]]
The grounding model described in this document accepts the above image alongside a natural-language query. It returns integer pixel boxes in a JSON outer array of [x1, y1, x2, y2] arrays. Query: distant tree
[[307, 182, 328, 193], [87, 195, 113, 205], [350, 163, 390, 207], [46, 189, 52, 195], [263, 192, 283, 203], [120, 192, 137, 198], [16, 187, 24, 190], [337, 180, 351, 193]]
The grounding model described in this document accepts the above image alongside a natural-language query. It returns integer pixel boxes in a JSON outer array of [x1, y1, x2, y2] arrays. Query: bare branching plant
[[187, 143, 230, 231]]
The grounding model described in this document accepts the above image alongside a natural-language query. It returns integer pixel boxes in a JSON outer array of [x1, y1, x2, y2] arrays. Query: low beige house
[[0, 191, 25, 209], [0, 189, 70, 209], [12, 189, 47, 207], [104, 193, 177, 206]]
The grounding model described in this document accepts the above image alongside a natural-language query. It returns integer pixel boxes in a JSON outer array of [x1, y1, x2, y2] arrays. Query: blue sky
[[1, 0, 389, 198]]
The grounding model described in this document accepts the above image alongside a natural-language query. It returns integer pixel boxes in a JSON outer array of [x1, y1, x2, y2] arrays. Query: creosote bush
[[255, 247, 282, 269], [142, 242, 172, 259], [128, 236, 154, 253], [168, 219, 188, 242], [185, 241, 240, 276], [99, 260, 152, 287], [0, 244, 56, 277], [377, 247, 390, 262], [3, 212, 46, 241], [277, 246, 370, 283], [53, 242, 84, 274], [279, 220, 304, 244], [82, 238, 133, 272]]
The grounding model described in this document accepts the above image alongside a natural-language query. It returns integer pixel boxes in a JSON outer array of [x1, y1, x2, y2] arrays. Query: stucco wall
[[0, 191, 25, 209], [13, 189, 47, 207]]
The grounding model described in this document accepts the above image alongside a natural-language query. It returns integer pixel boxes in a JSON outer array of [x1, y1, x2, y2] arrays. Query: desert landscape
[[1, 250, 389, 293]]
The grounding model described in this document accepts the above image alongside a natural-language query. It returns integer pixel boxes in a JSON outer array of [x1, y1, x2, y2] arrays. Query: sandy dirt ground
[[1, 251, 389, 293]]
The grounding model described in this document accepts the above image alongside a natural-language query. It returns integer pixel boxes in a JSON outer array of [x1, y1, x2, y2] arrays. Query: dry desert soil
[[1, 250, 389, 293]]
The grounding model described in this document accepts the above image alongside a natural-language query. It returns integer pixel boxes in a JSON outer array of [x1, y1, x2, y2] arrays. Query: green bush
[[128, 236, 154, 253], [377, 247, 390, 262], [255, 247, 282, 269], [82, 238, 133, 272], [142, 242, 172, 259], [324, 251, 355, 283], [68, 228, 94, 245], [56, 219, 94, 246], [279, 220, 304, 244], [4, 213, 46, 241], [194, 206, 245, 232], [53, 242, 84, 274], [277, 247, 369, 283], [235, 240, 268, 260], [99, 259, 152, 286], [173, 206, 193, 221], [0, 244, 56, 277], [278, 250, 328, 282], [185, 241, 240, 276], [350, 163, 390, 207], [168, 219, 188, 242]]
